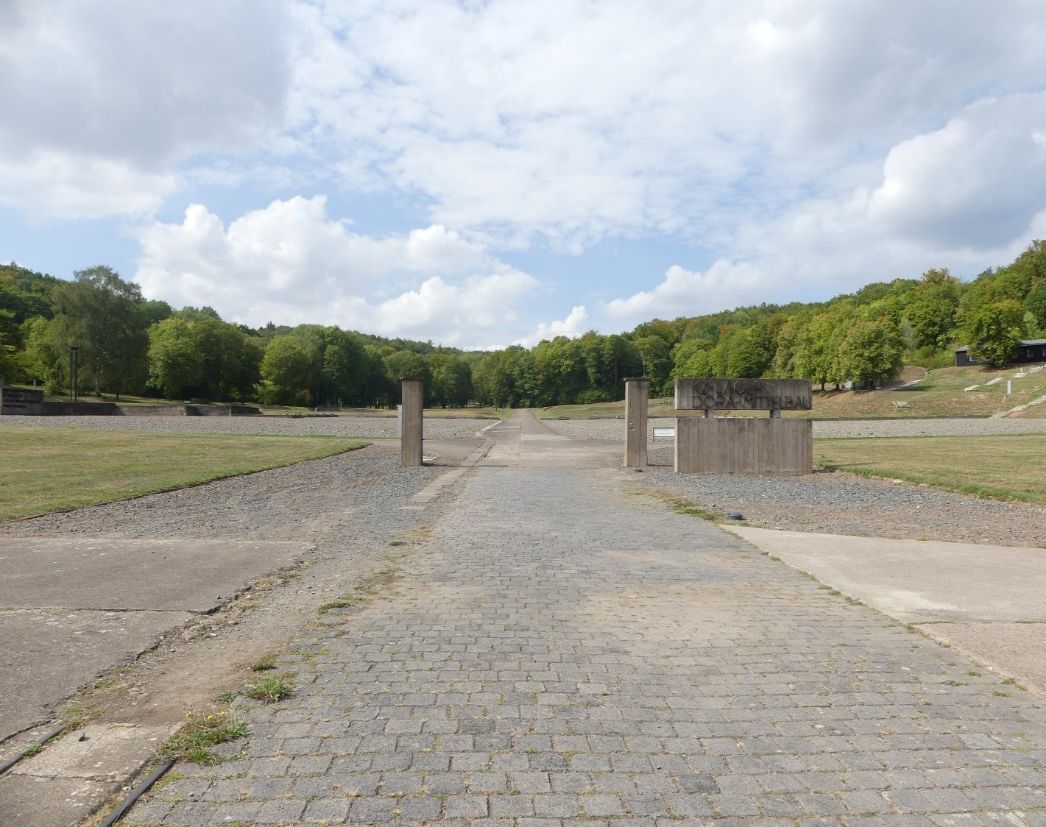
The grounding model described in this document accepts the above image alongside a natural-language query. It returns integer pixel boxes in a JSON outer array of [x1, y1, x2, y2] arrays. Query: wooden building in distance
[[955, 338, 1046, 366]]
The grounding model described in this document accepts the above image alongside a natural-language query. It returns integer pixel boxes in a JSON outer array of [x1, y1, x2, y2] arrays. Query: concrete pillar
[[623, 377, 649, 468], [400, 377, 424, 467]]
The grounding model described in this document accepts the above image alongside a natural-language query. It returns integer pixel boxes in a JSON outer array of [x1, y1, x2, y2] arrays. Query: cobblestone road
[[126, 416, 1046, 826]]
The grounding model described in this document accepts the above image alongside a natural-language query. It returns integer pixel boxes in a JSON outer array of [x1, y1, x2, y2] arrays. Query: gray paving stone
[[444, 794, 490, 818], [208, 801, 262, 823], [255, 798, 307, 823]]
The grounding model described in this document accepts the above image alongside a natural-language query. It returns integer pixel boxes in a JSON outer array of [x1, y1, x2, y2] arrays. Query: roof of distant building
[[955, 338, 1046, 352]]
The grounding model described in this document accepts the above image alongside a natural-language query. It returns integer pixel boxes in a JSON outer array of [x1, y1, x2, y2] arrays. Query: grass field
[[0, 428, 366, 520], [814, 434, 1046, 505], [535, 364, 1046, 420]]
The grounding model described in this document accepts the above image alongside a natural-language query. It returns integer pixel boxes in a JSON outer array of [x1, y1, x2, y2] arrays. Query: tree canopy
[[2, 241, 1044, 405]]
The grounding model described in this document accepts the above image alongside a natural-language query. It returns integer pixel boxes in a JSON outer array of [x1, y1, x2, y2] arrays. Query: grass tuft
[[318, 597, 360, 613], [250, 653, 278, 672], [318, 566, 400, 614], [668, 499, 718, 520], [163, 710, 248, 765], [242, 673, 295, 703]]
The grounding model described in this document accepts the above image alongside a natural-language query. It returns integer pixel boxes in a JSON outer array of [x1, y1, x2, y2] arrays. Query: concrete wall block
[[0, 387, 45, 415], [674, 417, 812, 475]]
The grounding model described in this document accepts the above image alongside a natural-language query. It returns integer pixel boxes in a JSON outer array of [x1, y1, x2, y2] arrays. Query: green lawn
[[815, 434, 1046, 505], [0, 428, 366, 520], [534, 365, 1046, 420]]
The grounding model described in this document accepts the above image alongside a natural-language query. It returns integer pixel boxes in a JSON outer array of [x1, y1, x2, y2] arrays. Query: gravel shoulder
[[543, 415, 1046, 547], [0, 414, 492, 439], [638, 468, 1046, 548]]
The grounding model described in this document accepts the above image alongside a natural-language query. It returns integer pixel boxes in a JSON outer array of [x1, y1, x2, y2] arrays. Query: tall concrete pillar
[[623, 377, 649, 468], [400, 377, 424, 467]]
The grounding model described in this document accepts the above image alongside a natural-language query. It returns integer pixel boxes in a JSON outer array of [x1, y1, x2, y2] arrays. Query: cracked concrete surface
[[0, 537, 310, 743]]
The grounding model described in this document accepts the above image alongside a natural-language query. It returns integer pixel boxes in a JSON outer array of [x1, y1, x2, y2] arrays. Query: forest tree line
[[2, 242, 1045, 408]]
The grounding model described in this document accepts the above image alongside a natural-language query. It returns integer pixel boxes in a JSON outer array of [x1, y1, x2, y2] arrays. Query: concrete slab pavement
[[0, 537, 308, 612], [726, 525, 1046, 695], [0, 537, 310, 744], [0, 608, 186, 744], [0, 723, 175, 826]]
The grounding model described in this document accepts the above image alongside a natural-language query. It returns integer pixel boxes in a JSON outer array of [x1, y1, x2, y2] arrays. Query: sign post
[[674, 378, 813, 475]]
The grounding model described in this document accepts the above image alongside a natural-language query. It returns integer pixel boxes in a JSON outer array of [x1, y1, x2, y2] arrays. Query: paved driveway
[[125, 412, 1046, 825]]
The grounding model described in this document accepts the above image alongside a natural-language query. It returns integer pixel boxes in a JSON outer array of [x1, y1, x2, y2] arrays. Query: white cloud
[[0, 0, 289, 218], [289, 0, 1046, 249], [602, 262, 768, 327], [867, 94, 1046, 248], [134, 196, 544, 347], [0, 152, 177, 220], [517, 306, 589, 347], [8, 0, 1046, 339], [359, 272, 538, 346]]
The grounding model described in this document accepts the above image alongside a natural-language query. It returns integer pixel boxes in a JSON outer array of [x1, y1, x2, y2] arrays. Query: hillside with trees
[[2, 242, 1045, 409]]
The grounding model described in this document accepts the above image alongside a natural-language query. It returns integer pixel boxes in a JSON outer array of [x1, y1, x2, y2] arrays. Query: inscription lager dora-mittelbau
[[675, 378, 812, 412]]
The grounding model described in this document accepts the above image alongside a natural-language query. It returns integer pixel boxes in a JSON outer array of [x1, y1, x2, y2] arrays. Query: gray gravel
[[0, 445, 431, 547], [548, 412, 1046, 546], [641, 469, 1046, 547], [544, 415, 1046, 441], [0, 414, 494, 440]]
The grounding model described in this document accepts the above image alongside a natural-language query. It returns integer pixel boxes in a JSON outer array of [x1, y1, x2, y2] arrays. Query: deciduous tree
[[964, 300, 1026, 366], [50, 266, 149, 397]]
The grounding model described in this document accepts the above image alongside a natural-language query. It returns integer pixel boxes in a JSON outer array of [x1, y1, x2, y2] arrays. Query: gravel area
[[641, 468, 1046, 547], [0, 445, 430, 546], [555, 413, 1046, 547], [544, 415, 1046, 441], [0, 414, 493, 440]]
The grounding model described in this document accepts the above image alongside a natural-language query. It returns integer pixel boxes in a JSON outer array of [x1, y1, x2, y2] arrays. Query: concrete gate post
[[400, 377, 424, 467], [623, 377, 649, 468]]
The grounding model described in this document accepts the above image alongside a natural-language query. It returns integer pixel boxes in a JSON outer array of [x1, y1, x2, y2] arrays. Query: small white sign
[[653, 427, 676, 440]]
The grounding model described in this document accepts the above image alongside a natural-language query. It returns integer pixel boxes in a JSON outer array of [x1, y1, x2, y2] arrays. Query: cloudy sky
[[2, 1, 1045, 348]]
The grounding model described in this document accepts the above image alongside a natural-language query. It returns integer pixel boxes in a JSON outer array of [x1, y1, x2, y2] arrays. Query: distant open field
[[814, 434, 1046, 505], [536, 364, 1046, 420], [25, 390, 505, 419], [0, 428, 365, 520]]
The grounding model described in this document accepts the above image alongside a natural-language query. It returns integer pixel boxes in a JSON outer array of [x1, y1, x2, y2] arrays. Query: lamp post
[[68, 346, 79, 403]]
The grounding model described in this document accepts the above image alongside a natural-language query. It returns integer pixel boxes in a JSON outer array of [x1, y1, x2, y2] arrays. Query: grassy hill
[[535, 364, 1046, 420]]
